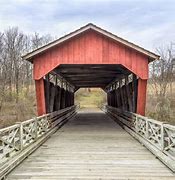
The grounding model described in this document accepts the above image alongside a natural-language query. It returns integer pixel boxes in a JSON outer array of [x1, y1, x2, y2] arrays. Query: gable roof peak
[[22, 23, 160, 62]]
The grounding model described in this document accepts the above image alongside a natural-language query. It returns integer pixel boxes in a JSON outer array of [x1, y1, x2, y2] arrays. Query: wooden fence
[[104, 105, 175, 172], [0, 105, 78, 179]]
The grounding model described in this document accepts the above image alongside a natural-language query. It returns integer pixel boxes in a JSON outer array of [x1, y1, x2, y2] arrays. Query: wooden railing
[[103, 105, 175, 172], [0, 105, 79, 179]]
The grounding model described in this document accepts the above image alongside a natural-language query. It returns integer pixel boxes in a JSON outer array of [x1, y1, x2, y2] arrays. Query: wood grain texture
[[33, 30, 148, 80], [137, 78, 147, 115], [35, 78, 46, 115], [7, 110, 174, 179]]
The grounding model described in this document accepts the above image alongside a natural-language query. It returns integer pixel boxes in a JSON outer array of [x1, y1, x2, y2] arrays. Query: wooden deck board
[[7, 110, 174, 179]]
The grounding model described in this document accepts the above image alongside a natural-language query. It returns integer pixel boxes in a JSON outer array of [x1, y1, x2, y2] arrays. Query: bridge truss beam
[[105, 73, 147, 115]]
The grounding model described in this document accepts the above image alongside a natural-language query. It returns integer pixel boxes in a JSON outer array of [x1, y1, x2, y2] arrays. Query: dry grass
[[146, 82, 175, 125], [75, 88, 106, 109], [0, 88, 37, 128]]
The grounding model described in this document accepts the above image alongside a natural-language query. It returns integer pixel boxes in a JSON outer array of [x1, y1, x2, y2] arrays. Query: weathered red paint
[[136, 78, 147, 116], [35, 78, 46, 115], [32, 29, 150, 115], [33, 30, 148, 80]]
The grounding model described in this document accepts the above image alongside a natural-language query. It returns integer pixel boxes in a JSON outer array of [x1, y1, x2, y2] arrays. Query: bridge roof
[[53, 64, 131, 88], [22, 23, 159, 62]]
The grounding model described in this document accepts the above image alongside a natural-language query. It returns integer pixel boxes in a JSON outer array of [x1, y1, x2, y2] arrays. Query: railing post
[[145, 120, 149, 139], [161, 124, 165, 151], [16, 122, 23, 150], [44, 116, 49, 132], [34, 117, 38, 140], [135, 116, 138, 133]]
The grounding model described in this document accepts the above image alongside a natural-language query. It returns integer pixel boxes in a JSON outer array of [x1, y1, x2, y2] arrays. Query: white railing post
[[34, 117, 38, 140], [135, 116, 139, 133], [145, 120, 149, 139], [44, 116, 48, 132], [16, 122, 23, 150], [161, 124, 165, 151]]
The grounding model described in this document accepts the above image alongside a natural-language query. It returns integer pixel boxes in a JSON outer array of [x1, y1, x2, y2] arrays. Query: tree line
[[0, 27, 54, 109], [149, 44, 175, 121]]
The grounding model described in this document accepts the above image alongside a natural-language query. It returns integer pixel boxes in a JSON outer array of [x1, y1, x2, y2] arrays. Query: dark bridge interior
[[44, 64, 138, 114], [53, 64, 131, 89]]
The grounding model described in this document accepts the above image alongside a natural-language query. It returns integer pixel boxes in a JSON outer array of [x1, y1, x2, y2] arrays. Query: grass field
[[146, 82, 175, 125], [0, 88, 36, 128], [75, 88, 106, 108]]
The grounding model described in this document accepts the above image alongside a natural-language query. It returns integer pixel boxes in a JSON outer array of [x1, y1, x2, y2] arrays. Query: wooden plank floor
[[7, 110, 175, 179]]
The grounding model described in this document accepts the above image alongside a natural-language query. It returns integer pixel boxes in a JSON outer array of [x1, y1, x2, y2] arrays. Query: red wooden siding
[[137, 79, 147, 115], [35, 78, 46, 115], [33, 30, 148, 80]]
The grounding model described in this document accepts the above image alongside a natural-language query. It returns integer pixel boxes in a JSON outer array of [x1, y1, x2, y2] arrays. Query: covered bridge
[[23, 23, 159, 116], [3, 24, 175, 180]]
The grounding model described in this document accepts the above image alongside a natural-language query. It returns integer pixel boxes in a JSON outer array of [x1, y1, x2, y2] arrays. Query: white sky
[[0, 0, 175, 52]]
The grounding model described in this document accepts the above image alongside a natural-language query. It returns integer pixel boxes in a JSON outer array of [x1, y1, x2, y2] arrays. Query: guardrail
[[103, 105, 175, 172], [0, 105, 79, 179]]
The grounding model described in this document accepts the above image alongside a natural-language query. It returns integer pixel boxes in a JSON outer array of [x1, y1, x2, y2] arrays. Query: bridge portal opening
[[40, 64, 140, 115], [75, 88, 106, 109]]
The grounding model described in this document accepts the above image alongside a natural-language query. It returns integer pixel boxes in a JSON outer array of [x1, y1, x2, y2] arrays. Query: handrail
[[0, 105, 78, 174], [103, 105, 175, 172]]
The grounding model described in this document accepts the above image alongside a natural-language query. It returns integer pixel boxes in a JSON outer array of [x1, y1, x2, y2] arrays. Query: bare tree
[[0, 28, 54, 102], [31, 32, 53, 50], [149, 44, 174, 120], [0, 32, 5, 111], [0, 26, 55, 125], [2, 27, 27, 101]]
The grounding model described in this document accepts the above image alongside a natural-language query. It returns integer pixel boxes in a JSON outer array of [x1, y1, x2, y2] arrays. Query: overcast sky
[[0, 0, 175, 52]]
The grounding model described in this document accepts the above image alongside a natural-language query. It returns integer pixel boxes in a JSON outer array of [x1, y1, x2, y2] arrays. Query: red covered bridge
[[23, 23, 159, 116], [2, 24, 175, 179]]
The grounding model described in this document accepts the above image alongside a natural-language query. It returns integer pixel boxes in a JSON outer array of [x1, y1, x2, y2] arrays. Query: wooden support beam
[[66, 77, 118, 82], [49, 83, 56, 112], [132, 74, 138, 113], [57, 68, 124, 74], [122, 86, 128, 110], [65, 90, 68, 108], [45, 74, 50, 113], [35, 78, 46, 115], [116, 89, 121, 108], [63, 73, 122, 78], [137, 78, 147, 115], [54, 86, 60, 111], [50, 71, 75, 91], [111, 91, 114, 106], [74, 87, 80, 92], [119, 80, 125, 110], [107, 92, 111, 106], [101, 87, 107, 93], [57, 85, 61, 110], [125, 76, 133, 112], [114, 89, 118, 107], [72, 80, 111, 83], [73, 93, 75, 105], [70, 92, 74, 106], [112, 90, 115, 107], [61, 88, 66, 109]]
